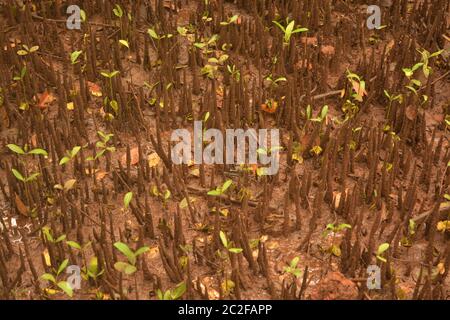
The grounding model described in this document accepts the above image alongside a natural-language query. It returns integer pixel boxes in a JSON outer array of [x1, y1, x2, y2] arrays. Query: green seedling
[[87, 131, 115, 161], [42, 226, 66, 244], [113, 242, 149, 275], [17, 44, 39, 56], [7, 144, 48, 157], [13, 66, 27, 82], [322, 223, 352, 257], [272, 19, 308, 46], [283, 257, 302, 278], [123, 192, 133, 209], [59, 146, 81, 166], [417, 48, 444, 78], [346, 70, 366, 102], [193, 34, 219, 54], [41, 259, 73, 297], [265, 74, 287, 88], [306, 105, 329, 123], [376, 243, 390, 263], [219, 230, 243, 254], [70, 50, 83, 65], [82, 257, 104, 282], [383, 90, 403, 118], [220, 14, 239, 26], [207, 179, 233, 196], [151, 186, 171, 207], [227, 64, 241, 81], [148, 28, 174, 41], [156, 282, 187, 300], [11, 168, 40, 183]]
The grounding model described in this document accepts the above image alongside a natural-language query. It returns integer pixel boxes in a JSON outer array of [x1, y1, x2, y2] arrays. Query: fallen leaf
[[190, 168, 200, 177], [87, 81, 102, 97], [95, 171, 108, 181], [15, 193, 28, 216], [351, 80, 367, 100], [147, 152, 161, 168], [261, 99, 279, 114], [37, 90, 55, 109]]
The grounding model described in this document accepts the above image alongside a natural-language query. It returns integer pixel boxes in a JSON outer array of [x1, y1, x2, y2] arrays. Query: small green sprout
[[283, 257, 302, 278]]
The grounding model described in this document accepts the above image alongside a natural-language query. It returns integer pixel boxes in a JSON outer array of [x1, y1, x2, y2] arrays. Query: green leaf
[[57, 281, 73, 297], [135, 246, 150, 257], [29, 148, 48, 156], [71, 146, 81, 158], [17, 50, 28, 56], [171, 282, 187, 300], [221, 179, 233, 193], [70, 50, 83, 64], [272, 20, 285, 33], [57, 259, 69, 276], [219, 231, 228, 248], [55, 234, 67, 243], [124, 192, 133, 209], [228, 248, 243, 254], [114, 261, 137, 275], [80, 9, 86, 22], [377, 243, 390, 255], [59, 156, 70, 166], [11, 168, 25, 182], [87, 257, 99, 276], [320, 105, 329, 120], [26, 172, 40, 182], [119, 39, 129, 49], [207, 190, 221, 196], [285, 20, 295, 42], [148, 28, 159, 39], [41, 273, 56, 283], [229, 15, 239, 24], [114, 242, 136, 265], [292, 27, 308, 34], [29, 46, 39, 53], [113, 4, 123, 17], [66, 241, 82, 250], [7, 144, 25, 154], [290, 257, 300, 268]]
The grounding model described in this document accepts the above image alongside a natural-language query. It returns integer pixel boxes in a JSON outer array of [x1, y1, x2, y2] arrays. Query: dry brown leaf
[[87, 81, 102, 97], [37, 90, 55, 109], [351, 80, 367, 100], [95, 171, 108, 181], [15, 193, 28, 216]]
